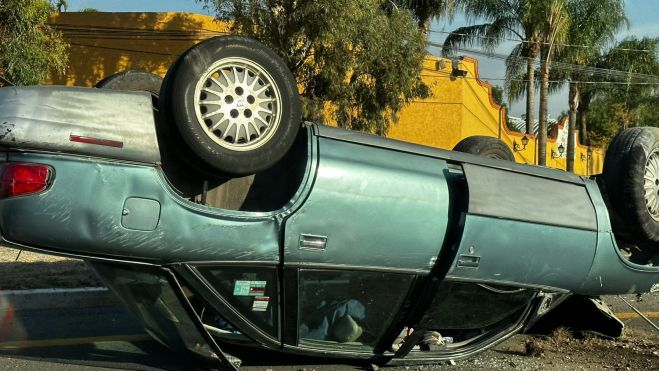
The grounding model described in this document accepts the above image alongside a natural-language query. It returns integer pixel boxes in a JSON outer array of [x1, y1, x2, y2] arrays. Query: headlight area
[[0, 162, 54, 199]]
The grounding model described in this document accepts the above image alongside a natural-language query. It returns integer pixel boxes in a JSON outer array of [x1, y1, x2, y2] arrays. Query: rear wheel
[[453, 136, 515, 161], [161, 36, 301, 176], [603, 127, 659, 245]]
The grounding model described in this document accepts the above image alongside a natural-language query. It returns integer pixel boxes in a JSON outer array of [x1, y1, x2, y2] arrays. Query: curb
[[1, 287, 123, 311]]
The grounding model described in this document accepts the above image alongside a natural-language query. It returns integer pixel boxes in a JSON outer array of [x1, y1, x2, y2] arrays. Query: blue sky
[[65, 0, 657, 117]]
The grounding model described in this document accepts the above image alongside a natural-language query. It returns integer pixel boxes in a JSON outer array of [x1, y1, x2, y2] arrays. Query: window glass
[[197, 266, 278, 338], [298, 269, 413, 350], [422, 281, 535, 345]]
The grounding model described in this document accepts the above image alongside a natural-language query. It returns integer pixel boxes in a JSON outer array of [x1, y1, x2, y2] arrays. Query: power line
[[421, 67, 659, 85], [51, 23, 227, 35], [429, 29, 656, 53], [68, 42, 176, 56], [50, 23, 659, 85], [426, 41, 659, 84]]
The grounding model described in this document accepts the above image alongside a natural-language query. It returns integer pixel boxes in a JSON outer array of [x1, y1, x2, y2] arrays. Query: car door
[[282, 133, 453, 353]]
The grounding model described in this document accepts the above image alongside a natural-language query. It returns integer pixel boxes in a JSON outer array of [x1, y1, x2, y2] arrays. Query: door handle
[[299, 234, 327, 250]]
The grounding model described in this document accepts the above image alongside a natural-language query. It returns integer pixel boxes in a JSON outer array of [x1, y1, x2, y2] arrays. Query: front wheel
[[161, 36, 301, 176], [603, 126, 659, 244], [453, 136, 515, 161], [95, 70, 163, 107]]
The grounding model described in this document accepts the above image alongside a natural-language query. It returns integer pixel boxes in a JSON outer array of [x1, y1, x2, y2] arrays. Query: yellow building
[[47, 12, 602, 175]]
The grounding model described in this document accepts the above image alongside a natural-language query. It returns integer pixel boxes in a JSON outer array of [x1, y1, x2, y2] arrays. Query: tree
[[199, 0, 429, 135], [491, 85, 505, 106], [587, 37, 659, 144], [0, 0, 68, 86], [536, 0, 569, 166], [559, 0, 625, 172], [394, 0, 457, 35], [442, 0, 543, 138], [53, 0, 67, 12]]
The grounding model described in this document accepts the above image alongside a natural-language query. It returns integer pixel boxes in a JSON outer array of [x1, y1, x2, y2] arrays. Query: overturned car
[[0, 36, 658, 369]]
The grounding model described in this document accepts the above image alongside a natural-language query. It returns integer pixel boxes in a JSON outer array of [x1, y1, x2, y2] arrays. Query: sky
[[65, 0, 658, 118], [427, 0, 659, 118]]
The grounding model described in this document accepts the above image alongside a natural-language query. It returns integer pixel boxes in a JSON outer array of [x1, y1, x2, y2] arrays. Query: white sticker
[[252, 296, 270, 312]]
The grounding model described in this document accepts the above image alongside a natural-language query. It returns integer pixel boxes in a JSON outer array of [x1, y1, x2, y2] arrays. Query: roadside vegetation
[[0, 0, 68, 86]]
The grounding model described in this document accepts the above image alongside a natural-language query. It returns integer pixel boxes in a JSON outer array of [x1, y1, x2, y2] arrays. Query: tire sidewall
[[604, 127, 659, 243], [453, 136, 515, 161], [95, 70, 163, 97], [169, 36, 301, 175], [627, 129, 659, 241]]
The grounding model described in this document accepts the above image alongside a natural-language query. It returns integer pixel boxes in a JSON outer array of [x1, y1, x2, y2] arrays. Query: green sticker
[[233, 280, 267, 296], [233, 281, 251, 296]]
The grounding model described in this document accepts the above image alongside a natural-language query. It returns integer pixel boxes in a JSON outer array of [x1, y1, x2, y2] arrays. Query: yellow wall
[[48, 12, 603, 175], [48, 12, 229, 87]]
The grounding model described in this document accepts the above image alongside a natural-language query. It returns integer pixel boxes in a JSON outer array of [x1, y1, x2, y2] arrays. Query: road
[[0, 288, 656, 370]]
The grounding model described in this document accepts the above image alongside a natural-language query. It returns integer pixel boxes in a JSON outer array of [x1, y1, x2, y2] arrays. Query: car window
[[197, 266, 279, 338], [422, 281, 535, 346], [298, 269, 414, 351]]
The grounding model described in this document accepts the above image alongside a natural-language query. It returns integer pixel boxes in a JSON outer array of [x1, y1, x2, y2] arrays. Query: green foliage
[[491, 85, 505, 106], [587, 37, 659, 145], [198, 0, 428, 135], [393, 0, 456, 32], [0, 0, 68, 86]]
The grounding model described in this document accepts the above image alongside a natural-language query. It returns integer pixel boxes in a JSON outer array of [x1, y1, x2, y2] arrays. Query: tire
[[603, 127, 659, 243], [453, 136, 515, 161], [160, 36, 301, 176], [95, 70, 163, 106]]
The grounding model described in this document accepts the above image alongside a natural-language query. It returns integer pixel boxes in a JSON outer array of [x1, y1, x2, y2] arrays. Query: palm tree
[[442, 0, 543, 137], [537, 0, 569, 166], [396, 0, 457, 35], [560, 0, 626, 172]]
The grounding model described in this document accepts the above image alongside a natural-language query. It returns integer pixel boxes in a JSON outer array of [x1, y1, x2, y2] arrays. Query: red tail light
[[0, 163, 53, 199]]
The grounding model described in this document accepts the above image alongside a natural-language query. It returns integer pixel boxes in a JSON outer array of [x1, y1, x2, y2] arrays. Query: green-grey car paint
[[1, 121, 659, 295]]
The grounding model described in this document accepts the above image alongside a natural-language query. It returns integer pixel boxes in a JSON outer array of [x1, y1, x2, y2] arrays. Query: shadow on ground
[[0, 261, 101, 290]]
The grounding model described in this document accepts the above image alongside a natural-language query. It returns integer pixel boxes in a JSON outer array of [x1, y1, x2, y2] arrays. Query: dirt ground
[[0, 246, 101, 289], [1, 245, 658, 370], [443, 328, 659, 371]]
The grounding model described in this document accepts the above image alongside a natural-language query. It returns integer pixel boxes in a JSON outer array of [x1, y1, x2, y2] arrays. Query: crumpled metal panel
[[0, 86, 160, 164]]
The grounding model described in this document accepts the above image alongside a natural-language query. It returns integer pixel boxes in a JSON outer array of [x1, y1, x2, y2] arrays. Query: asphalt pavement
[[0, 286, 656, 370]]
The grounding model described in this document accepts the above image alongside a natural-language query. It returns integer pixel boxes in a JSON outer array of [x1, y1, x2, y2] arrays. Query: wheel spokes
[[194, 58, 282, 151], [644, 150, 659, 220]]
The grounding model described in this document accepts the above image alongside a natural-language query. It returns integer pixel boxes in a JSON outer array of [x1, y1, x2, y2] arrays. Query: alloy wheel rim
[[194, 57, 282, 152], [644, 149, 659, 221]]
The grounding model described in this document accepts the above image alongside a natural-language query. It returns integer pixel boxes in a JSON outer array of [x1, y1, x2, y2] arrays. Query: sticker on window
[[252, 296, 270, 312], [233, 280, 267, 296]]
